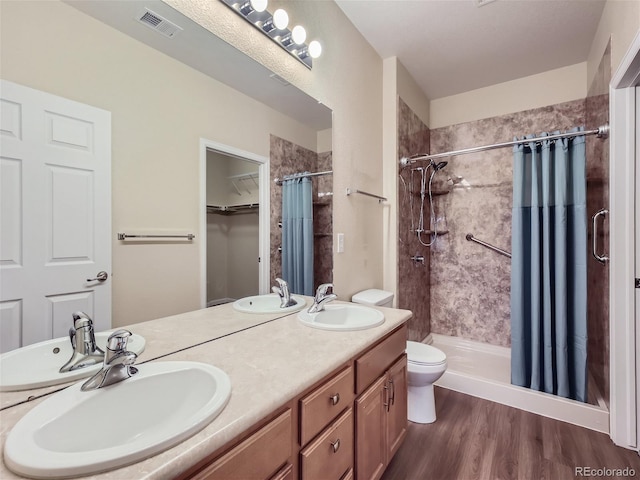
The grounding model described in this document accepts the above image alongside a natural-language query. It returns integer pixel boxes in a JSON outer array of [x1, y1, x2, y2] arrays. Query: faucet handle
[[72, 311, 93, 329], [275, 278, 290, 293], [106, 329, 132, 353], [315, 283, 333, 298]]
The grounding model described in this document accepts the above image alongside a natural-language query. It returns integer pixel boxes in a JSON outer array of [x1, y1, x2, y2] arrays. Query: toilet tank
[[351, 289, 394, 308]]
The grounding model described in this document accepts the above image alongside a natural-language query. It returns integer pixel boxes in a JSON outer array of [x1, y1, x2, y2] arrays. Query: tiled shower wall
[[585, 41, 611, 403], [428, 99, 586, 346], [269, 135, 333, 291], [424, 61, 611, 403], [397, 98, 431, 342]]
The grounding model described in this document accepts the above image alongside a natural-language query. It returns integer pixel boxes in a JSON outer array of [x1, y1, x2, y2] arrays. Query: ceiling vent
[[269, 73, 291, 87], [136, 9, 183, 38], [475, 0, 498, 6]]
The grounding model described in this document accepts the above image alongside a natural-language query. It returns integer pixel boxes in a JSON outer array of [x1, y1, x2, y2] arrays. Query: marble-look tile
[[429, 99, 586, 347], [585, 40, 611, 404], [269, 136, 333, 290], [397, 98, 431, 342]]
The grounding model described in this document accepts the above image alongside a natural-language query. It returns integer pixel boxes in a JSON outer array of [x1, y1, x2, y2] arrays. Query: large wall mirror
[[67, 0, 334, 302], [0, 0, 331, 383]]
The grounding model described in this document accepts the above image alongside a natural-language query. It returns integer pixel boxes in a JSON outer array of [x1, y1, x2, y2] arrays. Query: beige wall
[[168, 0, 384, 301], [0, 1, 322, 325], [587, 0, 640, 89], [430, 62, 588, 128], [381, 57, 431, 303]]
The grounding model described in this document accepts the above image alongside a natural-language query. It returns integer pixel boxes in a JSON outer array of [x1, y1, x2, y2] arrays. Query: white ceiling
[[335, 0, 607, 99]]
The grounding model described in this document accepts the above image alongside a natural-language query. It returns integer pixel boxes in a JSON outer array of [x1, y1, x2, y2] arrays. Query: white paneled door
[[0, 80, 111, 353]]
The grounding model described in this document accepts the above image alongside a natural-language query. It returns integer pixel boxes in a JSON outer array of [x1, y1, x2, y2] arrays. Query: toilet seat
[[406, 341, 446, 366]]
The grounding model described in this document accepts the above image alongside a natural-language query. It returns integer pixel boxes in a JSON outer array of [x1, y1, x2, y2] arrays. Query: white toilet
[[351, 289, 448, 424]]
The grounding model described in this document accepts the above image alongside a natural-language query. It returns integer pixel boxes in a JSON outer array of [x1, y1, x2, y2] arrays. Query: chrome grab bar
[[346, 188, 387, 203], [117, 233, 195, 241], [592, 208, 609, 264], [466, 234, 511, 258]]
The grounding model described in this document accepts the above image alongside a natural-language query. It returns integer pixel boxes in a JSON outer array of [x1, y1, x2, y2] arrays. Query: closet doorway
[[199, 139, 269, 308]]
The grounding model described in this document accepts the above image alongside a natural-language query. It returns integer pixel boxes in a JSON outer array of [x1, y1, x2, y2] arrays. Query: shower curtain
[[510, 128, 588, 403], [281, 175, 314, 296]]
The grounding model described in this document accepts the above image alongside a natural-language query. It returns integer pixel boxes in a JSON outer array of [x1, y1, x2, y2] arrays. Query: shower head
[[433, 161, 448, 171]]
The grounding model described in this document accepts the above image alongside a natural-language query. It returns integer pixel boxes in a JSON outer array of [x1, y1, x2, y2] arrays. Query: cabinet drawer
[[300, 366, 354, 445], [192, 410, 292, 480], [300, 408, 354, 480], [355, 325, 406, 394]]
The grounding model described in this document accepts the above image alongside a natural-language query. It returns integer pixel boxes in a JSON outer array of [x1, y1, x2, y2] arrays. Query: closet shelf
[[227, 171, 259, 196], [207, 203, 259, 215]]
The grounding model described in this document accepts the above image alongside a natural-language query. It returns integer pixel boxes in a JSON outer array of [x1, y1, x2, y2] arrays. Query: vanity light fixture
[[220, 0, 321, 69]]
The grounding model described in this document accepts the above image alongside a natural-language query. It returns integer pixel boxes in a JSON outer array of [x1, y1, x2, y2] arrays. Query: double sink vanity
[[0, 293, 411, 480]]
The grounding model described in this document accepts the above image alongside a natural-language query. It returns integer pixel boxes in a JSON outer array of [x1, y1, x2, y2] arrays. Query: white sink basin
[[4, 361, 231, 479], [0, 332, 146, 392], [298, 304, 385, 331], [233, 293, 306, 314]]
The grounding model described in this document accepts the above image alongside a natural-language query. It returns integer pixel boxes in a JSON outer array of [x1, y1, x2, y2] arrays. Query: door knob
[[87, 271, 108, 282]]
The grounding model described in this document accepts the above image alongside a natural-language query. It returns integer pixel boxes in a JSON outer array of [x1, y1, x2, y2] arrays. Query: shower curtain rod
[[274, 170, 333, 185], [400, 124, 609, 168]]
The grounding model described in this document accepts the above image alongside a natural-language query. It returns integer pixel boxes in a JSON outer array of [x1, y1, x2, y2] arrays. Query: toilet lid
[[406, 341, 446, 365]]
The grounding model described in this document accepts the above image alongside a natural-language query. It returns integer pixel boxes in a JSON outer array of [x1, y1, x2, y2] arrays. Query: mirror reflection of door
[[206, 150, 260, 306]]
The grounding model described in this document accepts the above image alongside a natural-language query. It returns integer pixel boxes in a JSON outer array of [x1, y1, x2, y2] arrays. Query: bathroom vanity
[[0, 301, 411, 480]]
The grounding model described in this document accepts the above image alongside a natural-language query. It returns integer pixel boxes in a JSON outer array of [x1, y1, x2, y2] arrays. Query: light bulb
[[250, 0, 267, 13], [308, 40, 322, 58], [273, 9, 289, 30], [291, 25, 306, 45]]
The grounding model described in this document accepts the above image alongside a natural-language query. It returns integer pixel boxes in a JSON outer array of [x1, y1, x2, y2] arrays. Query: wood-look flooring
[[382, 387, 640, 480]]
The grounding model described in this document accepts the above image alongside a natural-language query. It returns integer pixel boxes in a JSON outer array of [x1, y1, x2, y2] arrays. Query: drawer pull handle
[[390, 379, 395, 406], [330, 439, 341, 453], [329, 393, 340, 406], [383, 384, 390, 412]]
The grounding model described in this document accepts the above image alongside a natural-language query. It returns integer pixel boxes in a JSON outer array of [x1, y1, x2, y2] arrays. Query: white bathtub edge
[[436, 370, 609, 434]]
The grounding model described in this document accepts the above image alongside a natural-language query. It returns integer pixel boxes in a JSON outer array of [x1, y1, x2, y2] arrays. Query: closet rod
[[400, 124, 609, 168], [117, 233, 195, 241], [274, 170, 333, 185]]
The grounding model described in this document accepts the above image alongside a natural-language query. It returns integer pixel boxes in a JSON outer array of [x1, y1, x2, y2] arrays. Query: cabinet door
[[191, 410, 292, 480], [355, 376, 387, 480], [386, 355, 408, 461]]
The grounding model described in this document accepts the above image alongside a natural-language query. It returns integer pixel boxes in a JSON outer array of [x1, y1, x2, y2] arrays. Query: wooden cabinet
[[300, 408, 354, 480], [355, 355, 408, 480], [187, 410, 292, 480], [354, 376, 387, 480], [180, 324, 407, 480], [299, 366, 354, 446], [386, 356, 408, 461]]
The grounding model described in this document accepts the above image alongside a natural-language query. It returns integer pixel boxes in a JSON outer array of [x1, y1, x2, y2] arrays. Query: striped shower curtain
[[510, 128, 588, 403]]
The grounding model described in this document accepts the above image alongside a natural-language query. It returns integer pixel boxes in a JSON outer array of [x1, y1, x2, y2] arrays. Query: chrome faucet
[[307, 283, 337, 314], [272, 277, 297, 308], [81, 329, 138, 391], [59, 312, 105, 373]]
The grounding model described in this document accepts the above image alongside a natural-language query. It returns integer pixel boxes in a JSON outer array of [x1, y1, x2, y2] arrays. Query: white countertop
[[0, 301, 410, 480], [0, 302, 307, 409]]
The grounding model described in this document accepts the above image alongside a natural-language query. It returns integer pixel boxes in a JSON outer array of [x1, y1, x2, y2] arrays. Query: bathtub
[[429, 333, 609, 433]]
